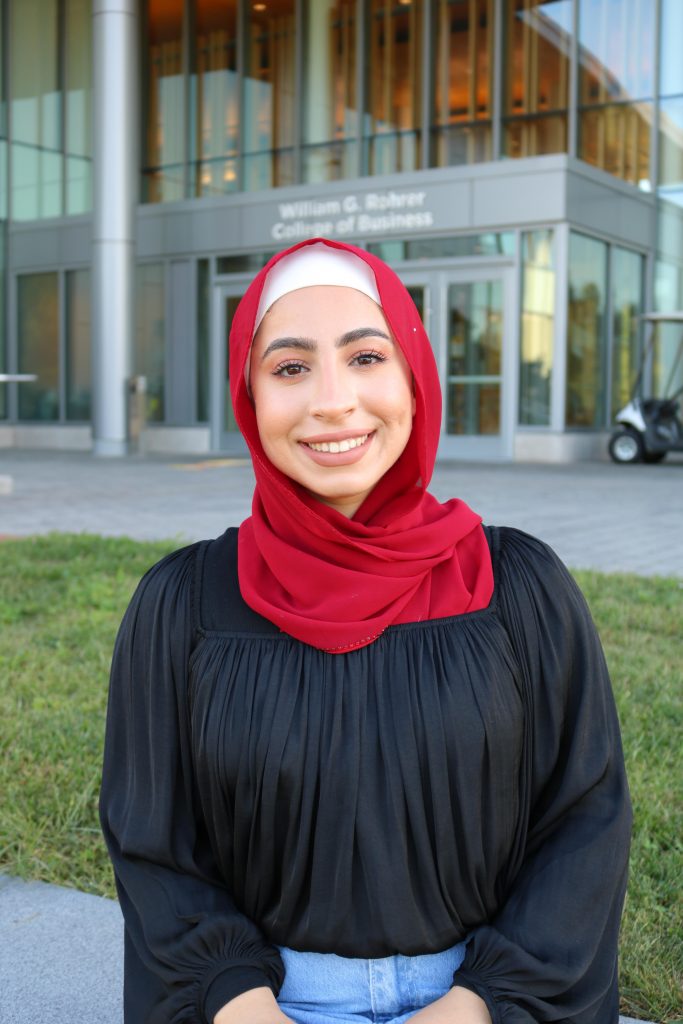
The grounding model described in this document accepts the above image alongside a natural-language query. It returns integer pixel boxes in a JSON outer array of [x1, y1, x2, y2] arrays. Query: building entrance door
[[210, 282, 250, 452], [400, 266, 514, 460]]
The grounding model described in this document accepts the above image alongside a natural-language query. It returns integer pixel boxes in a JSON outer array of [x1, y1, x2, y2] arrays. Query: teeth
[[307, 434, 368, 453]]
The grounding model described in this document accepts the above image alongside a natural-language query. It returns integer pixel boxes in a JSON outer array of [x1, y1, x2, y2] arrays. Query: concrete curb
[[0, 875, 123, 1024]]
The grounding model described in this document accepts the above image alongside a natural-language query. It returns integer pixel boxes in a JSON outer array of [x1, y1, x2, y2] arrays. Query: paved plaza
[[0, 448, 682, 576], [1, 448, 679, 1023]]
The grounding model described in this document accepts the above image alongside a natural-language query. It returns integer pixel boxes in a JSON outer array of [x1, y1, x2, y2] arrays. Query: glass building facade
[[133, 0, 661, 196], [10, 0, 92, 220], [0, 0, 681, 462]]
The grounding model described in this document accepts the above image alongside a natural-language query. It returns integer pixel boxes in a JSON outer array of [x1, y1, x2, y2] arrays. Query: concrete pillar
[[91, 0, 138, 456]]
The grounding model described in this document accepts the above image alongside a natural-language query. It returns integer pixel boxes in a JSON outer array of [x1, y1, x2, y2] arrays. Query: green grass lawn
[[0, 534, 681, 1023]]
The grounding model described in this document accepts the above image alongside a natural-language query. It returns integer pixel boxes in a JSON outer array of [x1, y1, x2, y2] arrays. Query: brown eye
[[273, 361, 307, 378], [352, 350, 386, 367]]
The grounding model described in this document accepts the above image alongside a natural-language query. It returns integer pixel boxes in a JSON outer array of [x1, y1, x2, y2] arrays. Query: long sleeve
[[99, 544, 285, 1024], [455, 529, 632, 1024]]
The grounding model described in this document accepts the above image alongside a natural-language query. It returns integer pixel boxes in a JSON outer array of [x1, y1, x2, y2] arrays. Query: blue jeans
[[276, 942, 468, 1024]]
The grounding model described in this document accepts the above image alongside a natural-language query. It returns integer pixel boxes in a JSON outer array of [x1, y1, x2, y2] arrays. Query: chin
[[303, 480, 370, 512]]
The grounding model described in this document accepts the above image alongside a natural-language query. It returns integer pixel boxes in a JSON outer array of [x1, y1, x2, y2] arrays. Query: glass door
[[210, 282, 250, 451], [446, 278, 502, 434], [439, 268, 514, 460], [399, 266, 513, 459]]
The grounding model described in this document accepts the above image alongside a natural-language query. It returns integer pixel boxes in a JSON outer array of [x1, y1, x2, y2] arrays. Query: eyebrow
[[260, 326, 392, 361]]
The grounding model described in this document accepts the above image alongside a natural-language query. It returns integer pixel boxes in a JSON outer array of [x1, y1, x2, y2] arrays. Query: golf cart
[[608, 312, 683, 464]]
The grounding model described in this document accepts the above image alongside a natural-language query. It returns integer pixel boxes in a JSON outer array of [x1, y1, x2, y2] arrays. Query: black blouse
[[100, 526, 631, 1024]]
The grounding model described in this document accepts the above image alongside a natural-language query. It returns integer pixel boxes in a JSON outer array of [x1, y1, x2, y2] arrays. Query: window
[[66, 269, 91, 420], [5, 0, 92, 219], [655, 259, 683, 318], [18, 273, 60, 421], [658, 1, 683, 208], [0, 6, 7, 223], [302, 0, 358, 183], [243, 0, 296, 190], [447, 279, 503, 436], [364, 0, 423, 175], [143, 0, 185, 202], [191, 0, 239, 197], [431, 0, 493, 167], [65, 0, 93, 214], [367, 233, 514, 262], [503, 0, 570, 158], [652, 261, 683, 403], [578, 0, 653, 188], [610, 247, 643, 419], [11, 0, 62, 219], [660, 0, 683, 99], [196, 259, 209, 422], [16, 268, 91, 422], [135, 264, 166, 422], [566, 233, 608, 428], [652, 320, 683, 401], [520, 230, 555, 426]]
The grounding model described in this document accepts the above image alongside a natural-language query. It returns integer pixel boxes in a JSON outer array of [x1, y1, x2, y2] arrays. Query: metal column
[[91, 0, 138, 456]]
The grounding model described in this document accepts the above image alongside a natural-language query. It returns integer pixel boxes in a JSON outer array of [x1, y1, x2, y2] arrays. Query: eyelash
[[354, 349, 387, 367], [272, 350, 387, 377]]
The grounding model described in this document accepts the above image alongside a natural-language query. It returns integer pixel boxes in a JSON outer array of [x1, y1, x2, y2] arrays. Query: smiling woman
[[228, 240, 492, 653], [250, 282, 415, 517], [100, 237, 632, 1024]]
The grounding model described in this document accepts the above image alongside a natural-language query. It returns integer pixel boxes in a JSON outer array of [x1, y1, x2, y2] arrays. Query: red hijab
[[229, 238, 493, 653]]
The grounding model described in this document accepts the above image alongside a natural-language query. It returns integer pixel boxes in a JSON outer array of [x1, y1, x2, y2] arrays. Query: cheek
[[383, 374, 416, 426], [255, 402, 282, 451], [253, 381, 301, 450]]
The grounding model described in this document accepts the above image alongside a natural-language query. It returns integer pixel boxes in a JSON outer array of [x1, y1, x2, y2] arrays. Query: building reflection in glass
[[365, 0, 423, 175], [303, 0, 358, 183], [144, 0, 185, 202], [431, 0, 493, 167], [610, 247, 644, 419], [567, 233, 607, 428], [447, 280, 502, 436], [191, 0, 239, 197], [244, 0, 296, 190], [504, 0, 571, 158], [578, 0, 654, 187], [520, 230, 555, 426]]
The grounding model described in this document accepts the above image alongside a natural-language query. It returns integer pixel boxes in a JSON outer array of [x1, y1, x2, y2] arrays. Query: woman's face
[[249, 285, 415, 518]]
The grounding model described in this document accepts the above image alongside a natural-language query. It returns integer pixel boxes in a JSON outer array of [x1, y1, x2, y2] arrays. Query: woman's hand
[[407, 985, 492, 1023], [213, 986, 295, 1024]]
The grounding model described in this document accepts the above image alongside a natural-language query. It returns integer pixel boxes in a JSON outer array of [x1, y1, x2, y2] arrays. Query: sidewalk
[[1, 450, 678, 1023], [0, 449, 682, 576]]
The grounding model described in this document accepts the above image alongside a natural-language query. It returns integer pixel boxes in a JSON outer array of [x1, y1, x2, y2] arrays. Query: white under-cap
[[253, 242, 381, 335]]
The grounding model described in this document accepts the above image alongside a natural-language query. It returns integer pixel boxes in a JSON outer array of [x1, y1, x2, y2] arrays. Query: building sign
[[270, 188, 435, 241]]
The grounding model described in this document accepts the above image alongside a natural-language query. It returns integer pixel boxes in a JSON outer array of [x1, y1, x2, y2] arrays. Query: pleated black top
[[100, 526, 631, 1024]]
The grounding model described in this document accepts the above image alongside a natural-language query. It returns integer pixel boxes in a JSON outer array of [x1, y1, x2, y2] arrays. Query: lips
[[300, 431, 375, 466], [305, 433, 369, 454]]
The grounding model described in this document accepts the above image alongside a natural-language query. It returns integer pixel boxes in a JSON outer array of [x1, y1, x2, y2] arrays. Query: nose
[[309, 363, 357, 421]]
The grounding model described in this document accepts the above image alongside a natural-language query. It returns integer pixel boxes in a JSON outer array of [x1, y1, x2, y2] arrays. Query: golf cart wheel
[[609, 428, 643, 464]]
